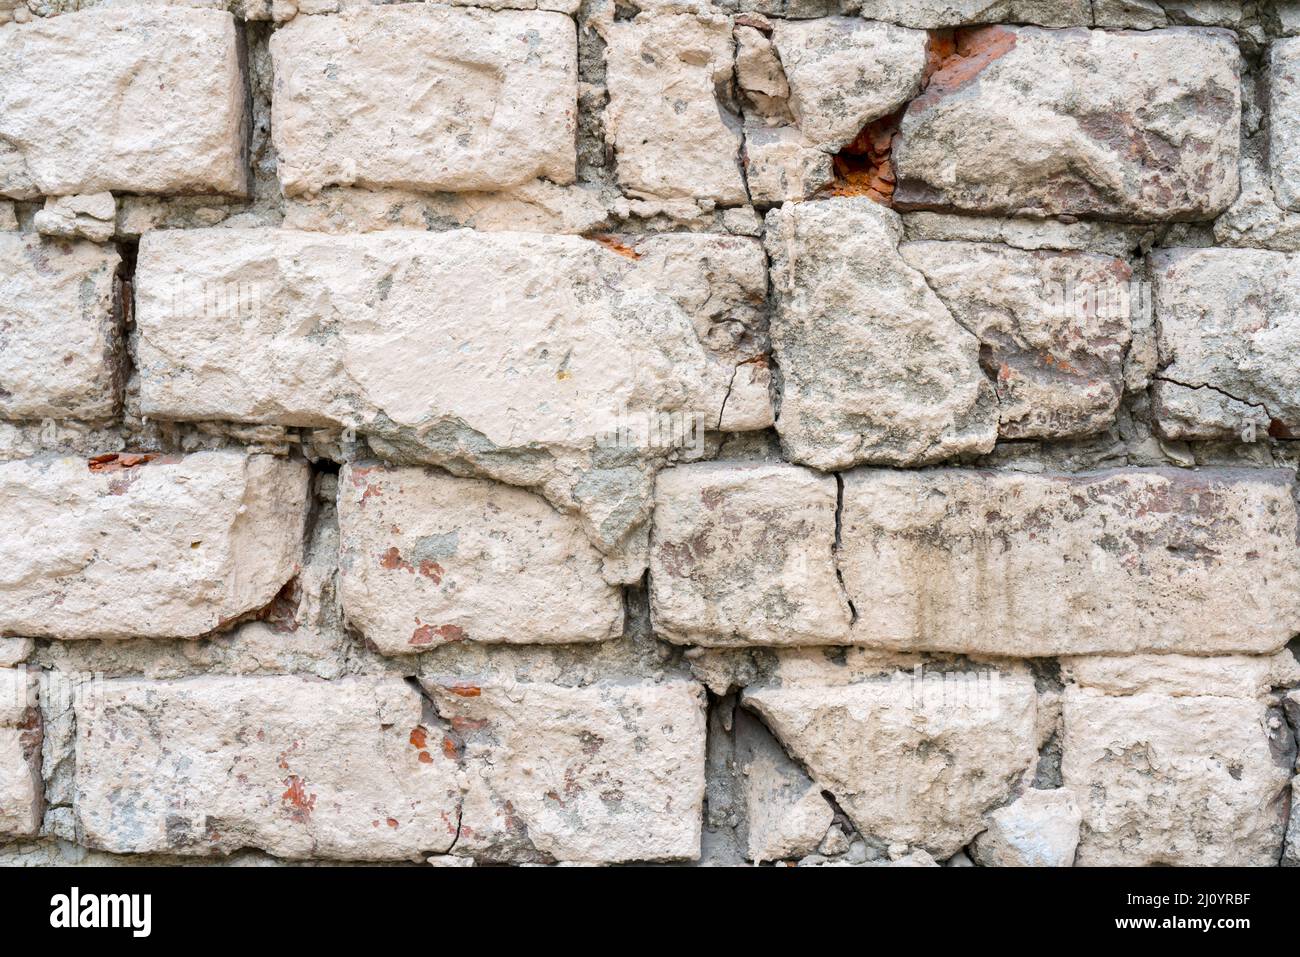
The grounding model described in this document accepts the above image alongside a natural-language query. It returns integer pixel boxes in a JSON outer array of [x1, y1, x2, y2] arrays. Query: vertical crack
[[832, 472, 858, 624]]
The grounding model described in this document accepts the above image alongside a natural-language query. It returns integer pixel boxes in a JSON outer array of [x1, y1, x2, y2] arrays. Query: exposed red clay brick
[[87, 452, 158, 473], [911, 26, 1018, 113], [824, 109, 902, 206], [587, 233, 642, 260]]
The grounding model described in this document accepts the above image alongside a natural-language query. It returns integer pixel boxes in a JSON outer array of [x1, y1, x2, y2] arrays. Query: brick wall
[[0, 0, 1298, 867]]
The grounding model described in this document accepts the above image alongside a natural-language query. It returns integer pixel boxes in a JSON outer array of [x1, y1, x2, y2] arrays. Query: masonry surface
[[0, 0, 1299, 868]]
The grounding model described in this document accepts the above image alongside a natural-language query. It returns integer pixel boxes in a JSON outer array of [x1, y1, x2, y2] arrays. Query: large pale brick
[[1271, 38, 1300, 213], [1062, 651, 1300, 701], [893, 26, 1240, 221], [425, 676, 706, 863], [0, 451, 309, 640], [135, 228, 767, 556], [270, 7, 576, 196], [839, 468, 1300, 656], [0, 234, 121, 421], [764, 198, 997, 470], [649, 462, 851, 646], [338, 463, 623, 653], [73, 676, 462, 860], [1150, 248, 1300, 441], [604, 14, 746, 205], [1063, 681, 1293, 865], [0, 667, 40, 838], [900, 241, 1134, 440], [136, 229, 757, 437], [0, 9, 248, 198], [742, 654, 1041, 859]]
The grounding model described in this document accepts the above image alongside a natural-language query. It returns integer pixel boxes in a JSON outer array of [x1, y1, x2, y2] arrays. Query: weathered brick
[[135, 228, 768, 556], [732, 707, 833, 863], [743, 126, 833, 205], [72, 671, 705, 864], [970, 789, 1081, 867], [742, 652, 1042, 859], [649, 462, 851, 646], [135, 228, 762, 433], [764, 198, 997, 470], [769, 18, 926, 151], [425, 676, 707, 863], [0, 451, 309, 640], [838, 468, 1300, 656], [1063, 676, 1293, 865], [855, 0, 1090, 27], [270, 7, 577, 196], [604, 14, 747, 205], [0, 234, 121, 421], [0, 667, 40, 838], [0, 667, 35, 726], [72, 676, 462, 860], [1150, 248, 1300, 441], [0, 9, 248, 198], [893, 26, 1240, 221], [1270, 38, 1300, 213], [900, 241, 1134, 440], [338, 463, 623, 653]]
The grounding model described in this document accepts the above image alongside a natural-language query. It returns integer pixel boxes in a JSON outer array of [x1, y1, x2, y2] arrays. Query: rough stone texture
[[769, 18, 926, 151], [0, 233, 122, 421], [338, 463, 623, 653], [0, 452, 309, 640], [972, 788, 1081, 866], [0, 667, 40, 837], [743, 126, 834, 204], [1271, 39, 1300, 213], [1063, 682, 1293, 866], [1063, 651, 1300, 700], [901, 242, 1134, 440], [270, 7, 577, 196], [838, 468, 1300, 656], [1150, 248, 1300, 441], [135, 228, 768, 559], [734, 708, 833, 863], [424, 677, 706, 863], [743, 655, 1042, 859], [73, 676, 462, 860], [854, 0, 1090, 26], [32, 193, 116, 243], [735, 24, 788, 116], [893, 26, 1240, 221], [764, 197, 997, 470], [281, 181, 610, 236], [0, 8, 248, 198], [604, 14, 746, 206], [649, 462, 851, 646]]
